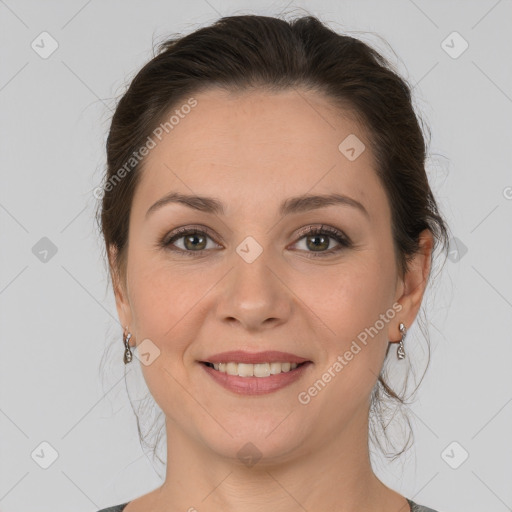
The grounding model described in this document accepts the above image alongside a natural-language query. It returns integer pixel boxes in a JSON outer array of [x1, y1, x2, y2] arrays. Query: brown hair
[[96, 13, 450, 464]]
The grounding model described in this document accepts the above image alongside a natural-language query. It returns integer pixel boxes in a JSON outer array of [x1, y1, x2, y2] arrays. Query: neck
[[144, 405, 405, 512]]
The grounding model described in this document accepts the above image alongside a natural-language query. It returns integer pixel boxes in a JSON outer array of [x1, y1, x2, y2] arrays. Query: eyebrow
[[145, 191, 369, 220]]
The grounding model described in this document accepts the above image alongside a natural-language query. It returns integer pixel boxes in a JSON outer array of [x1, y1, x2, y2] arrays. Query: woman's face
[[112, 88, 430, 463]]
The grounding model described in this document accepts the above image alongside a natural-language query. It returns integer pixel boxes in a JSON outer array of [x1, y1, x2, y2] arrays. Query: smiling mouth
[[201, 361, 310, 378]]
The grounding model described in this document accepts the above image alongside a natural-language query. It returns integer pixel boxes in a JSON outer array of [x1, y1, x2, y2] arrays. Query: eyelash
[[160, 224, 352, 259]]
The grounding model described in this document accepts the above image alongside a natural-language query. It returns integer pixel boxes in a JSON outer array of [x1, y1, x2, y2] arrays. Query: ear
[[108, 245, 133, 344], [392, 229, 434, 340]]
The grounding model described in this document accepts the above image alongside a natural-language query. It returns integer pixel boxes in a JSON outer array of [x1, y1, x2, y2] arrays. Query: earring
[[123, 328, 133, 364], [397, 323, 406, 360]]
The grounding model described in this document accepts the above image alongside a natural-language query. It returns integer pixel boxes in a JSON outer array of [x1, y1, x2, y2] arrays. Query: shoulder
[[408, 498, 441, 512], [95, 503, 130, 512]]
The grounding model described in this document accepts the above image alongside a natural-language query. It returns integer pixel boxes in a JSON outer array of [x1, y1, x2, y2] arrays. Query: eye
[[161, 226, 221, 256], [291, 224, 352, 258], [160, 224, 352, 258]]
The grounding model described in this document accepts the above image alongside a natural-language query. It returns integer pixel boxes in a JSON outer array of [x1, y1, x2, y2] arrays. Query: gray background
[[1, 1, 511, 511]]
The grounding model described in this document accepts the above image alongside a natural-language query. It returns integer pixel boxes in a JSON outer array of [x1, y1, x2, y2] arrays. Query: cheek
[[304, 263, 394, 408], [303, 253, 396, 396], [127, 261, 200, 416], [130, 274, 171, 328], [127, 254, 212, 362], [127, 254, 186, 341], [304, 259, 394, 335]]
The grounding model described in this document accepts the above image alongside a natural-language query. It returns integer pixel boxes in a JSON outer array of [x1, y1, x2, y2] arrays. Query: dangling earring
[[397, 322, 406, 360], [123, 328, 133, 364]]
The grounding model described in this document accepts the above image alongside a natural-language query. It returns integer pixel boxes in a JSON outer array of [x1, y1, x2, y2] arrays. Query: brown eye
[[292, 225, 352, 258], [305, 233, 330, 252], [162, 227, 220, 256], [160, 224, 352, 258], [181, 232, 207, 251]]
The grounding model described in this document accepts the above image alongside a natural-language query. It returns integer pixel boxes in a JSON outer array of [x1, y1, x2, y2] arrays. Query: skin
[[111, 87, 433, 512]]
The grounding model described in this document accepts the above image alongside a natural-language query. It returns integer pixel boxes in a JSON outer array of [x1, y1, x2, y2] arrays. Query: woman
[[96, 13, 448, 512]]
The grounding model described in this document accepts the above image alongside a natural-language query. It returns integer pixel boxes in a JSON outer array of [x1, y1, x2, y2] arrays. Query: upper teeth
[[212, 362, 299, 377]]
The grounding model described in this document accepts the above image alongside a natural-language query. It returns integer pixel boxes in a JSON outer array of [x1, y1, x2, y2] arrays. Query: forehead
[[134, 87, 388, 221]]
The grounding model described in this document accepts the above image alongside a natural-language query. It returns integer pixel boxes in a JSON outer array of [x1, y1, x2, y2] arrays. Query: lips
[[200, 350, 311, 365], [200, 359, 313, 395]]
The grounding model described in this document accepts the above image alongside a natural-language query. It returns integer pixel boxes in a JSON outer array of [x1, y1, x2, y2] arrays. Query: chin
[[197, 418, 308, 467]]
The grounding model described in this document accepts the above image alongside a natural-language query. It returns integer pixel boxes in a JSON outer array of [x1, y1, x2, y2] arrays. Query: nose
[[215, 251, 293, 333]]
